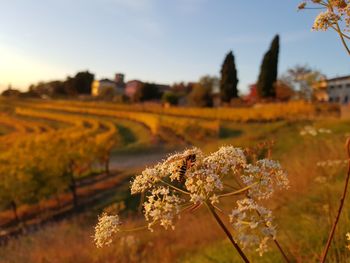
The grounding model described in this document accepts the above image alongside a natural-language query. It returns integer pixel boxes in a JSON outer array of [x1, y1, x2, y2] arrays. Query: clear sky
[[0, 0, 349, 94]]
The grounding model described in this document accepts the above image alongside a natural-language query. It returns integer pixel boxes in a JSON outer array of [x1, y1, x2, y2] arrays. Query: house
[[125, 80, 171, 101], [125, 80, 143, 99], [91, 73, 125, 97], [327, 75, 350, 104], [312, 79, 328, 102]]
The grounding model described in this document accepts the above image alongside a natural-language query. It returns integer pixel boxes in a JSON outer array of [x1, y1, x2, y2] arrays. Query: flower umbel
[[242, 159, 289, 200], [313, 11, 340, 31], [94, 145, 289, 261], [229, 198, 276, 256], [143, 186, 184, 231], [94, 213, 121, 248]]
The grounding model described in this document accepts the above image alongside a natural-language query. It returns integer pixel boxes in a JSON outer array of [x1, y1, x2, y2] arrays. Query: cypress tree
[[220, 51, 239, 103], [257, 35, 280, 98]]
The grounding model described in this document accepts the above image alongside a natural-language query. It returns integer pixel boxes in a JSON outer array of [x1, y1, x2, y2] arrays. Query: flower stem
[[205, 202, 250, 263], [326, 0, 350, 55], [159, 179, 190, 195], [254, 209, 291, 262], [274, 239, 291, 263], [320, 138, 350, 262], [218, 183, 257, 198], [334, 22, 350, 56]]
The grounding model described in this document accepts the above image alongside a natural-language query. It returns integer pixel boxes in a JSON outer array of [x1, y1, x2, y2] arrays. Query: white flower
[[241, 159, 289, 200], [94, 213, 121, 248], [143, 186, 184, 231], [183, 146, 245, 203], [229, 198, 276, 256], [314, 176, 327, 184], [130, 163, 168, 194], [346, 232, 350, 241], [210, 194, 219, 205], [300, 126, 317, 136], [203, 146, 246, 176], [318, 128, 332, 134], [185, 167, 224, 203]]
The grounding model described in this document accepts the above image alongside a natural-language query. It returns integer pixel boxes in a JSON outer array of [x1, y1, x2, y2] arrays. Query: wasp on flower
[[94, 145, 290, 262]]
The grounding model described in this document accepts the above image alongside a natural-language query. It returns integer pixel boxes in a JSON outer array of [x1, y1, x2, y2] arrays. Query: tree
[[1, 86, 21, 97], [220, 51, 239, 102], [73, 71, 94, 94], [281, 65, 325, 101], [275, 80, 295, 101], [188, 75, 217, 107], [134, 83, 161, 102], [64, 77, 77, 96], [257, 35, 280, 99], [27, 70, 95, 98], [162, 91, 179, 105]]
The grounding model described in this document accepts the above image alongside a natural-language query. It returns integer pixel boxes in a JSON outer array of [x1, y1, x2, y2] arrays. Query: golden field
[[0, 98, 349, 262]]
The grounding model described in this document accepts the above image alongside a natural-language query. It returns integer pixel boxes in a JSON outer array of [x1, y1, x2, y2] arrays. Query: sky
[[0, 0, 349, 94]]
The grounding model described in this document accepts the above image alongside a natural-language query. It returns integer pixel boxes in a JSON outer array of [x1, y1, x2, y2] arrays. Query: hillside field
[[0, 98, 349, 262]]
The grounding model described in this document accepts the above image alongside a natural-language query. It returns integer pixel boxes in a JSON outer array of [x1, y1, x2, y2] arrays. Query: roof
[[99, 78, 115, 83], [126, 80, 143, 84], [327, 75, 350, 82]]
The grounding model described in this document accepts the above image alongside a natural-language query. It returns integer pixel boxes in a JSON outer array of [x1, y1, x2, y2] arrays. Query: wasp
[[177, 154, 196, 181]]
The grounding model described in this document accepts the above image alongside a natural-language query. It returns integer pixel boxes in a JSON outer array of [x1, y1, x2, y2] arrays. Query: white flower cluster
[[102, 145, 289, 256], [299, 126, 332, 136], [316, 159, 348, 168], [229, 198, 276, 256], [143, 186, 184, 231], [185, 168, 223, 203], [242, 159, 289, 200], [203, 146, 246, 176], [131, 163, 168, 194], [94, 213, 121, 248], [184, 146, 246, 203]]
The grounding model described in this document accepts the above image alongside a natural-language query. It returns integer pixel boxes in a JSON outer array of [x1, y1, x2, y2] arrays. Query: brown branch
[[320, 138, 350, 262], [274, 239, 291, 263], [205, 202, 250, 263]]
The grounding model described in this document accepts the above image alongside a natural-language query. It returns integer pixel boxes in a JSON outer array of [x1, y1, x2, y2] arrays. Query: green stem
[[218, 183, 257, 198], [159, 179, 190, 195], [224, 183, 240, 190], [205, 202, 250, 263]]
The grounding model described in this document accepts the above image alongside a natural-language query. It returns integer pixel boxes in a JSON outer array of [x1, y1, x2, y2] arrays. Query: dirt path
[[109, 147, 184, 170]]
